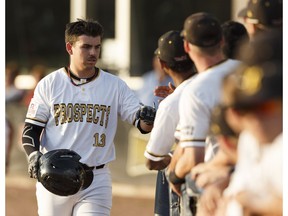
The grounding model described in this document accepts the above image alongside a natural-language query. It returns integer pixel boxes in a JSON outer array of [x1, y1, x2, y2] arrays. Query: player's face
[[69, 35, 101, 71]]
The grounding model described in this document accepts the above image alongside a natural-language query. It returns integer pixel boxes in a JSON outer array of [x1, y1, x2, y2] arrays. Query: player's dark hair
[[221, 21, 249, 59], [65, 19, 104, 44], [165, 59, 196, 73]]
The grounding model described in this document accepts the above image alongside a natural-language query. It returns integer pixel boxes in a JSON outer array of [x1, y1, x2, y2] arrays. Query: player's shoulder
[[37, 67, 66, 84], [99, 69, 133, 92], [220, 59, 242, 70], [158, 80, 191, 111], [191, 59, 241, 86], [205, 59, 241, 77], [99, 69, 124, 82]]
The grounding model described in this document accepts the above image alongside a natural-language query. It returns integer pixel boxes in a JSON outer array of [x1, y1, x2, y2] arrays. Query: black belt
[[87, 164, 105, 170], [95, 164, 105, 169]]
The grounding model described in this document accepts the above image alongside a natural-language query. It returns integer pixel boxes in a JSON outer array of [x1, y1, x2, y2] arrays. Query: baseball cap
[[222, 61, 282, 109], [181, 12, 222, 47], [238, 0, 282, 27], [155, 30, 190, 66]]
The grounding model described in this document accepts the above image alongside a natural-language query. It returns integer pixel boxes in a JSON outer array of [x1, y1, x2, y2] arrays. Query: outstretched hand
[[154, 82, 175, 99], [136, 104, 156, 125]]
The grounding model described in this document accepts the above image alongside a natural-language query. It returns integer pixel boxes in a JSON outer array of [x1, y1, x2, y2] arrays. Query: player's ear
[[158, 59, 166, 70], [66, 42, 73, 55], [183, 40, 190, 53]]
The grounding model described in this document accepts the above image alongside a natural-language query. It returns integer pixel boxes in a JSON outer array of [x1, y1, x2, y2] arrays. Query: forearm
[[175, 146, 205, 178], [145, 155, 171, 170], [208, 148, 235, 167], [167, 145, 183, 173], [22, 123, 44, 156]]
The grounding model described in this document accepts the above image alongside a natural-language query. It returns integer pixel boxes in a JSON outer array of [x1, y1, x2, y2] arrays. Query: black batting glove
[[28, 151, 43, 179], [136, 104, 156, 125]]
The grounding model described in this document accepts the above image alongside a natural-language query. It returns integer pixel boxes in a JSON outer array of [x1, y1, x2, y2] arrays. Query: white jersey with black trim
[[175, 59, 241, 148], [144, 76, 195, 161], [25, 67, 140, 166]]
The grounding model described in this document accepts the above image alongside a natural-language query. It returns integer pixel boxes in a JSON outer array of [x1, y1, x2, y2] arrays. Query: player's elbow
[[145, 159, 156, 170], [145, 159, 169, 171]]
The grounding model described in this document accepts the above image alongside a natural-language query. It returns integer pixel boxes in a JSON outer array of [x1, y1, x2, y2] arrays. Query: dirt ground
[[5, 183, 154, 216]]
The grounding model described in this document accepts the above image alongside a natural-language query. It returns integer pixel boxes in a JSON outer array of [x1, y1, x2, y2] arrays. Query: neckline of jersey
[[64, 66, 99, 86], [204, 58, 228, 71]]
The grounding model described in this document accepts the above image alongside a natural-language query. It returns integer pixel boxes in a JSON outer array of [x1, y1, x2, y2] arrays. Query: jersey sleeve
[[144, 102, 177, 161], [176, 86, 210, 148], [117, 79, 141, 125], [25, 78, 51, 127]]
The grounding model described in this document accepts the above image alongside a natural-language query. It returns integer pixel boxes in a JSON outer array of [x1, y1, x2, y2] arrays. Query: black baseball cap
[[155, 30, 190, 66], [238, 0, 282, 27], [181, 12, 222, 47]]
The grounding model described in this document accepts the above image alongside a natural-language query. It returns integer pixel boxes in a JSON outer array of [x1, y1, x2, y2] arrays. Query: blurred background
[[6, 0, 245, 77], [5, 0, 246, 215]]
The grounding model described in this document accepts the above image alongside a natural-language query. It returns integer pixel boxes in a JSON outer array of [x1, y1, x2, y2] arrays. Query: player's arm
[[174, 146, 205, 179], [190, 148, 231, 180], [22, 122, 44, 179], [145, 155, 171, 170], [166, 144, 185, 195], [154, 82, 175, 98], [168, 145, 205, 196]]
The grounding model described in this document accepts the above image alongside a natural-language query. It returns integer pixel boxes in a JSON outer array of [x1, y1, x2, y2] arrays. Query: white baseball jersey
[[25, 67, 140, 167], [144, 76, 195, 161], [224, 131, 282, 215], [225, 131, 282, 196], [175, 59, 241, 149]]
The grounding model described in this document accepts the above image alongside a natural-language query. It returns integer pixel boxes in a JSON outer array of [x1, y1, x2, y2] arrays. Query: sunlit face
[[66, 35, 101, 71]]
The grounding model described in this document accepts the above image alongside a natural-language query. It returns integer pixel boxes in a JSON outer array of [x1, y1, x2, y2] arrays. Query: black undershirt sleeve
[[22, 123, 44, 156]]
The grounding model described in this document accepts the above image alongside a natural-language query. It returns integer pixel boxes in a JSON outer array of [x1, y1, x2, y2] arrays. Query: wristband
[[169, 171, 185, 184]]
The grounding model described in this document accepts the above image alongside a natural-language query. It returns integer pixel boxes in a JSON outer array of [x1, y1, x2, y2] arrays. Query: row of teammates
[[143, 0, 283, 215]]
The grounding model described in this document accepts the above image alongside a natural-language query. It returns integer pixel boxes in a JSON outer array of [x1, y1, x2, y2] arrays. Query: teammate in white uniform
[[167, 13, 241, 202], [21, 19, 155, 216], [144, 30, 196, 169], [143, 30, 196, 215]]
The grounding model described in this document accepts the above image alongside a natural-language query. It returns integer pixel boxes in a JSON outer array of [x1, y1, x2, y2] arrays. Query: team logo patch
[[27, 101, 39, 118]]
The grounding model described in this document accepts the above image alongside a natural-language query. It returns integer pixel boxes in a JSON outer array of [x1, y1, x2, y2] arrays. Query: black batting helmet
[[37, 149, 93, 196]]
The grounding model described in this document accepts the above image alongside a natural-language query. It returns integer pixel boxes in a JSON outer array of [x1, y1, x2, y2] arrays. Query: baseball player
[[167, 12, 241, 214], [238, 0, 282, 38], [144, 30, 196, 215], [21, 19, 156, 216]]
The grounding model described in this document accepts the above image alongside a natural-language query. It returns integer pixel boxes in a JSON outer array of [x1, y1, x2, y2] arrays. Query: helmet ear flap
[[81, 163, 94, 189], [38, 149, 93, 196]]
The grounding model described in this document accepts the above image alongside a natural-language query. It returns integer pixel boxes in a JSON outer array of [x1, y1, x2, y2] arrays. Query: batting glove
[[136, 104, 156, 125], [28, 151, 43, 179]]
